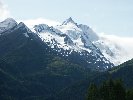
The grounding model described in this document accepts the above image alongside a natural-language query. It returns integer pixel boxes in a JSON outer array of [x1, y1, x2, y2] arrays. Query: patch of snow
[[23, 33, 29, 38]]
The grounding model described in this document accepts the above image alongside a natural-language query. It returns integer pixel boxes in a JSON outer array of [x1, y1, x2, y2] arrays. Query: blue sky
[[2, 0, 133, 36]]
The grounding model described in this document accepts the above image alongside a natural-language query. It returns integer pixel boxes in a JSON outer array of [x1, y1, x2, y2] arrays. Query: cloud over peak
[[100, 33, 133, 63]]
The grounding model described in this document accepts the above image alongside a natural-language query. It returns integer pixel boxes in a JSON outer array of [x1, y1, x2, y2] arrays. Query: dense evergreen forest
[[86, 79, 133, 100]]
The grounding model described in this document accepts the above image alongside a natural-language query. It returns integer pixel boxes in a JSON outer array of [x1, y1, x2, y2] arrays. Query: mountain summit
[[0, 18, 18, 34], [62, 17, 77, 25]]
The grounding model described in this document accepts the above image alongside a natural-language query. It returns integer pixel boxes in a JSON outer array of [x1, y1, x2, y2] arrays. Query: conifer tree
[[114, 80, 126, 100], [87, 83, 99, 100], [126, 90, 133, 100]]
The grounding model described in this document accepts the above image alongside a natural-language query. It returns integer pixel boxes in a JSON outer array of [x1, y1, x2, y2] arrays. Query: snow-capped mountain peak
[[2, 18, 17, 24], [32, 18, 114, 70], [62, 17, 77, 25], [0, 18, 18, 34], [34, 24, 49, 33]]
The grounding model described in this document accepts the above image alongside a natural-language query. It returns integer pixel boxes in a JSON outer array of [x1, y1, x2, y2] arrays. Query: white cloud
[[100, 33, 133, 63], [0, 0, 10, 21], [19, 18, 61, 29]]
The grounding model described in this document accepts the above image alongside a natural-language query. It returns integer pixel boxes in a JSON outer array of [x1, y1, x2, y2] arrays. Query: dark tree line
[[86, 79, 133, 100]]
